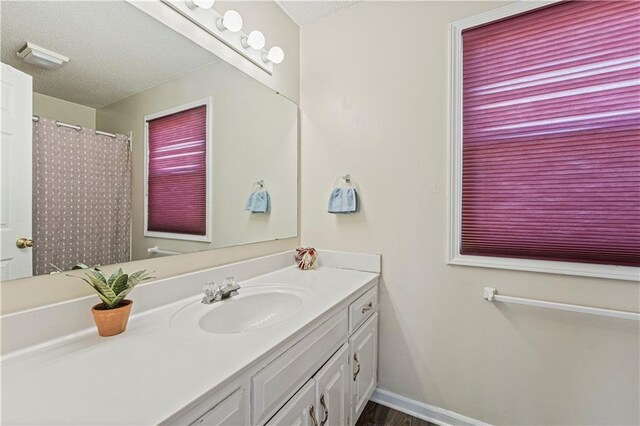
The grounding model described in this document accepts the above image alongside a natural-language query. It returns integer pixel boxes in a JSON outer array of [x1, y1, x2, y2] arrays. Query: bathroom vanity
[[0, 250, 380, 425], [174, 279, 378, 426]]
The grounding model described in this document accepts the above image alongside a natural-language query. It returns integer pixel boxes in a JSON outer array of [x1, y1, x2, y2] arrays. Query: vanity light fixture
[[17, 43, 69, 69], [185, 0, 214, 10], [162, 0, 285, 73], [264, 46, 285, 64], [242, 31, 266, 50], [216, 10, 243, 32]]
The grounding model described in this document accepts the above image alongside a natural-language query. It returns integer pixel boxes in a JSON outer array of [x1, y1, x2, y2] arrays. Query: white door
[[0, 63, 33, 280], [349, 313, 378, 424], [316, 344, 349, 426], [267, 379, 318, 426]]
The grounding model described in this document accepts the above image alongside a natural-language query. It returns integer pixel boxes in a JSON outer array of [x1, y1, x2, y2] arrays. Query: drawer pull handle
[[320, 394, 329, 426], [362, 302, 373, 314], [310, 404, 319, 426], [353, 353, 361, 381]]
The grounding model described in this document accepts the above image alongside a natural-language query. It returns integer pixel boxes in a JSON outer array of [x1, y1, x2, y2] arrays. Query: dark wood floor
[[356, 402, 437, 426]]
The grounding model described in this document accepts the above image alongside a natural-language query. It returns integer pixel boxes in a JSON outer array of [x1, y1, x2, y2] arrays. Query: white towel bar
[[483, 287, 640, 321], [147, 246, 182, 256]]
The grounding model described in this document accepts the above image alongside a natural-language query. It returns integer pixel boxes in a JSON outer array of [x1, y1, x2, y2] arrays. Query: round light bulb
[[267, 46, 285, 64], [221, 10, 242, 32], [245, 30, 266, 50], [186, 0, 214, 9]]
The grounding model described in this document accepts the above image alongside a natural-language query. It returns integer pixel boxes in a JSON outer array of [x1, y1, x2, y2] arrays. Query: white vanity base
[[1, 250, 380, 426], [180, 286, 378, 426]]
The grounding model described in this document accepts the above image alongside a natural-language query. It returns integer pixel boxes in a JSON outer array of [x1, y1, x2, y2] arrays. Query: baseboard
[[370, 388, 491, 426]]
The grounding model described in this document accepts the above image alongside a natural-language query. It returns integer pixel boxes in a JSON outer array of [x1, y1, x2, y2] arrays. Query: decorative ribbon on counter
[[295, 247, 317, 270]]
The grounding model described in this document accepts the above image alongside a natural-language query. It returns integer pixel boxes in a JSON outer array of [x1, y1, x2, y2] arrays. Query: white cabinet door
[[190, 388, 245, 426], [253, 312, 347, 425], [267, 380, 318, 426], [0, 63, 33, 280], [315, 344, 349, 426], [349, 313, 378, 425]]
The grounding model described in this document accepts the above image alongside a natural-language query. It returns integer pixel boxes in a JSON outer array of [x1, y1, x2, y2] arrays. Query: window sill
[[448, 254, 639, 282], [144, 230, 211, 243]]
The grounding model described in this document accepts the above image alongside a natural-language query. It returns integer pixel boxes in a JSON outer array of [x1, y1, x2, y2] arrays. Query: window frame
[[447, 1, 639, 281], [144, 97, 213, 242]]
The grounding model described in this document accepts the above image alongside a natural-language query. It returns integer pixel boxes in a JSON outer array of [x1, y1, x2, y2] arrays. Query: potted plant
[[69, 264, 154, 337]]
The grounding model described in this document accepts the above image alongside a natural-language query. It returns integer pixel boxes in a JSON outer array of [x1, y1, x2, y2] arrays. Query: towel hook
[[333, 174, 353, 188]]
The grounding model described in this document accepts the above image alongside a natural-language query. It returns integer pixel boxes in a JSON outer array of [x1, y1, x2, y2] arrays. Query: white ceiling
[[1, 1, 216, 109], [275, 0, 363, 26]]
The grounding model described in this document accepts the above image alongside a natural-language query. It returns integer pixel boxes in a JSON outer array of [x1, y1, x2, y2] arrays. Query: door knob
[[16, 238, 34, 249]]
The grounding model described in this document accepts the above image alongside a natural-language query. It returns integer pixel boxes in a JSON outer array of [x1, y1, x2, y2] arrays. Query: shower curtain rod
[[32, 115, 129, 142]]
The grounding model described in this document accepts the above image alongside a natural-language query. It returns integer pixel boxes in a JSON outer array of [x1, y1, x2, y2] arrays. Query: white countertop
[[1, 266, 378, 425]]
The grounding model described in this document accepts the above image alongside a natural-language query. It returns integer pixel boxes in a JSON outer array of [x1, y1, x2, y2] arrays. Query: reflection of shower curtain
[[32, 117, 131, 275]]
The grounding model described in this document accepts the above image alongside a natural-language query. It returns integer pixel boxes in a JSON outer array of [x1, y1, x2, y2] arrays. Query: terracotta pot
[[91, 300, 133, 337]]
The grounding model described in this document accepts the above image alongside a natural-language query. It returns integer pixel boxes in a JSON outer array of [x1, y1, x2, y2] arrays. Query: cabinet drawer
[[252, 311, 348, 425], [349, 286, 377, 334], [190, 389, 245, 426], [167, 384, 245, 426]]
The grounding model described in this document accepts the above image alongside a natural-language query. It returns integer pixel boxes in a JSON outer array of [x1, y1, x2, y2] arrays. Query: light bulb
[[265, 46, 284, 64], [217, 10, 242, 32], [186, 0, 214, 9], [242, 30, 266, 50]]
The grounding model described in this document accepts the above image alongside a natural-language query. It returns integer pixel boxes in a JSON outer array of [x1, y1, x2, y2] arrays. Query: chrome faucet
[[201, 277, 240, 304]]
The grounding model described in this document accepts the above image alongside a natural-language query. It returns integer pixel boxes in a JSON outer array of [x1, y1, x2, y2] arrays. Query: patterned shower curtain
[[32, 117, 131, 275]]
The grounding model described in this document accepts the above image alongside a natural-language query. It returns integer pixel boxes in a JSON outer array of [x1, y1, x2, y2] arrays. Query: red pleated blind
[[461, 0, 640, 266], [147, 105, 207, 236]]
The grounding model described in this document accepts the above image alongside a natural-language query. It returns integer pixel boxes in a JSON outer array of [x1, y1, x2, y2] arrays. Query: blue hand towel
[[245, 190, 270, 213], [328, 187, 357, 214]]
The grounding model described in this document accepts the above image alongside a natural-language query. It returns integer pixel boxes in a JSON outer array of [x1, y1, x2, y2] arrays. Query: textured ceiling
[[275, 1, 363, 26], [1, 1, 216, 109]]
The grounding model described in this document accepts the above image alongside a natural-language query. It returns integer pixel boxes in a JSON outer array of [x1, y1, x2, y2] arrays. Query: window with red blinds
[[461, 1, 640, 266], [147, 105, 207, 236]]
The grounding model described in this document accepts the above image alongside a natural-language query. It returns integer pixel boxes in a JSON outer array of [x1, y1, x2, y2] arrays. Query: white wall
[[33, 92, 95, 128], [299, 2, 639, 424]]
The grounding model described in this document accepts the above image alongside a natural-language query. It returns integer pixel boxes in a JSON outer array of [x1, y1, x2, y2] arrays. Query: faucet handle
[[203, 282, 220, 297], [222, 276, 240, 291], [202, 282, 222, 304]]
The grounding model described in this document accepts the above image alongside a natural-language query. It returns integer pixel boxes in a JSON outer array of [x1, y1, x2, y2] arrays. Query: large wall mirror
[[0, 1, 298, 281]]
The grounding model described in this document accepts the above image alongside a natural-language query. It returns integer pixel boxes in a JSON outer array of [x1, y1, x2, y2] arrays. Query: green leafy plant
[[68, 264, 154, 309]]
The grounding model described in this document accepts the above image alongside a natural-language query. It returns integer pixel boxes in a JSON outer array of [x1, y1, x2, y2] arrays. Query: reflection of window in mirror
[[144, 98, 212, 242]]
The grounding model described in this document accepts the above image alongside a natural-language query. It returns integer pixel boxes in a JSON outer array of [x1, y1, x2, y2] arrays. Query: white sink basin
[[170, 285, 313, 334]]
